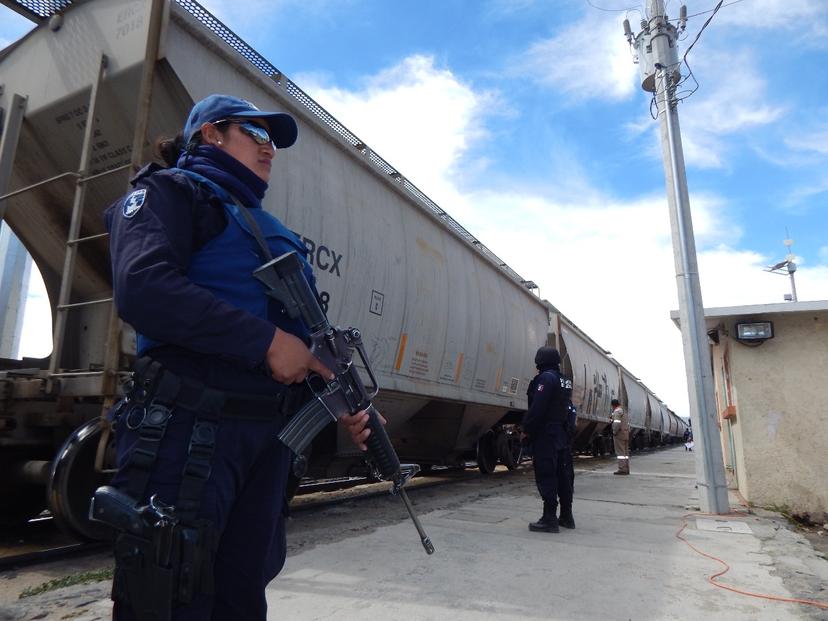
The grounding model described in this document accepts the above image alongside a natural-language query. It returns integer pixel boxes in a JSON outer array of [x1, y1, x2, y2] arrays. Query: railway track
[[0, 463, 532, 570], [0, 452, 629, 570], [0, 515, 108, 571]]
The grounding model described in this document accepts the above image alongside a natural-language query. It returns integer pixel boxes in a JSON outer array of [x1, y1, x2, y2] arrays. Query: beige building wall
[[707, 307, 828, 521]]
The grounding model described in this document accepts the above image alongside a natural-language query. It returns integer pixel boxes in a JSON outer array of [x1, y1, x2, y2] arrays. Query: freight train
[[0, 0, 688, 540]]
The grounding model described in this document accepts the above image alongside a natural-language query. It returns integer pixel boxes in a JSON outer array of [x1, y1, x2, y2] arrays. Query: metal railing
[[172, 0, 532, 289], [1, 0, 72, 21]]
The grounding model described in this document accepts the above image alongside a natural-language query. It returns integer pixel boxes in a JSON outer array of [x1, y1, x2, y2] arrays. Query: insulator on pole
[[623, 18, 633, 43]]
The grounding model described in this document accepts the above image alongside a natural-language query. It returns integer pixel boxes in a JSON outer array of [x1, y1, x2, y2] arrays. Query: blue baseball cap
[[183, 94, 298, 149]]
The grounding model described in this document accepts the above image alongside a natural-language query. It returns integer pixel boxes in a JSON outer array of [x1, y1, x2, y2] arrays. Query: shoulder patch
[[122, 189, 147, 218], [537, 384, 544, 392]]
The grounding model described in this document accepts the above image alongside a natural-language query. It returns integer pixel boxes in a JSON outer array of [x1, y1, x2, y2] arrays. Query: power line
[[675, 0, 724, 101], [584, 0, 641, 13], [683, 0, 724, 60], [685, 0, 745, 20], [649, 0, 731, 108]]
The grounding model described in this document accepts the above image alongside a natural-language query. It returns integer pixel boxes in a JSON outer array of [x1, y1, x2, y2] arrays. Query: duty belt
[[129, 356, 308, 420], [120, 357, 310, 521]]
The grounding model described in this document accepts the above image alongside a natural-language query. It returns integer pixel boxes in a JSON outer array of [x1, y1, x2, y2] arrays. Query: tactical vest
[[136, 169, 314, 355]]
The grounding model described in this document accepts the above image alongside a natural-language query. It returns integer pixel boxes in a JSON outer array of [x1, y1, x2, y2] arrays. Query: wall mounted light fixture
[[735, 321, 774, 343]]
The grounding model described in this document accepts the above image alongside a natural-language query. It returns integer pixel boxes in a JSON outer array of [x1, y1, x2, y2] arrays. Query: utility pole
[[625, 0, 729, 513]]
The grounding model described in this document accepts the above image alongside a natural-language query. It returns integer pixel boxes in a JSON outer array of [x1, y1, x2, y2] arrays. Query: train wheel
[[477, 431, 497, 474], [48, 418, 114, 541], [496, 432, 520, 470]]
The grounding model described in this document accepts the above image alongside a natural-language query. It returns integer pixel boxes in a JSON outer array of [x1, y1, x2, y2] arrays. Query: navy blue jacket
[[104, 164, 308, 394], [523, 367, 572, 450]]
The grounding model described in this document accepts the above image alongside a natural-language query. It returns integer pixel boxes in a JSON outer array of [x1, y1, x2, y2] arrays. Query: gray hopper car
[[0, 0, 687, 540]]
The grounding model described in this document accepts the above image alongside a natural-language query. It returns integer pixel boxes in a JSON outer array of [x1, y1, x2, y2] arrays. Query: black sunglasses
[[213, 119, 273, 146]]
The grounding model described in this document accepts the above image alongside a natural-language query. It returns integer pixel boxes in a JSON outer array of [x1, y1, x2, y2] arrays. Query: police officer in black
[[522, 346, 575, 532], [103, 94, 373, 620]]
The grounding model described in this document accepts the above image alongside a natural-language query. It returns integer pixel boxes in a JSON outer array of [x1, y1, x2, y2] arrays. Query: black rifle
[[254, 251, 434, 555]]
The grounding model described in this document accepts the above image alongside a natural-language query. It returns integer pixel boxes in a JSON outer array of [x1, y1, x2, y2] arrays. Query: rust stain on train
[[416, 237, 445, 263], [394, 334, 408, 371]]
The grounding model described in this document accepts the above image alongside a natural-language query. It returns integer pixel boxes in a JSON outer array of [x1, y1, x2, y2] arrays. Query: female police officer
[[104, 94, 372, 620]]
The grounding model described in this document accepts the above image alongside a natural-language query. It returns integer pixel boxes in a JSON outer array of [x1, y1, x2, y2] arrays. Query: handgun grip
[[89, 485, 145, 536], [364, 405, 400, 480]]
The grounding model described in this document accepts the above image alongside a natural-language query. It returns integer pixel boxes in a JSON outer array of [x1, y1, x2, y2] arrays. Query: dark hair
[[534, 346, 561, 368], [611, 399, 621, 407], [155, 123, 231, 167], [155, 133, 187, 167]]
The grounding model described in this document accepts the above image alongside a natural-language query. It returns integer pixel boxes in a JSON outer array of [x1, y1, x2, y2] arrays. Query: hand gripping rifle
[[254, 251, 434, 555]]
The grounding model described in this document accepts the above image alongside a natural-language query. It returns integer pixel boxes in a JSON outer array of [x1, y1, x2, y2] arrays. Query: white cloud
[[196, 0, 353, 34], [783, 179, 828, 212], [711, 0, 828, 40], [484, 0, 537, 17], [819, 246, 828, 266], [296, 55, 499, 208], [291, 52, 828, 419], [455, 189, 764, 417], [515, 12, 638, 101], [628, 48, 786, 169], [785, 128, 828, 157]]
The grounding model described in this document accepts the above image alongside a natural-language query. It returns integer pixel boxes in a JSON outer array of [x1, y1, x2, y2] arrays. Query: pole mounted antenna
[[766, 234, 798, 302]]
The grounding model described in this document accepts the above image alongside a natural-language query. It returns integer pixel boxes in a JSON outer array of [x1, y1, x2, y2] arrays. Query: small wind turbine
[[765, 235, 798, 302]]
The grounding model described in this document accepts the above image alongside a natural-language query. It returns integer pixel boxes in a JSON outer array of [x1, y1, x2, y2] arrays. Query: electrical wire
[[584, 0, 640, 13], [676, 511, 828, 612], [684, 0, 745, 20], [627, 0, 736, 107], [682, 0, 724, 63], [670, 0, 726, 102]]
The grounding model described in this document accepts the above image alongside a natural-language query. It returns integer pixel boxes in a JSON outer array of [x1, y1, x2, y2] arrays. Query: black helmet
[[534, 346, 561, 368]]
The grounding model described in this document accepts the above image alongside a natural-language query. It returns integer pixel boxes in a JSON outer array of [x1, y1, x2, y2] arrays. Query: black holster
[[112, 520, 217, 620]]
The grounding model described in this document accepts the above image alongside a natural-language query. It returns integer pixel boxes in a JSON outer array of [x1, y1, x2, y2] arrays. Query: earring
[[217, 140, 222, 145]]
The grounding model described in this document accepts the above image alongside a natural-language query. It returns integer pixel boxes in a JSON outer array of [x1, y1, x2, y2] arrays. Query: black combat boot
[[558, 505, 576, 529], [529, 502, 560, 533]]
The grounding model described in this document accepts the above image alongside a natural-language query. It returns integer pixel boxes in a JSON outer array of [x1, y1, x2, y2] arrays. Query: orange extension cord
[[676, 509, 828, 612]]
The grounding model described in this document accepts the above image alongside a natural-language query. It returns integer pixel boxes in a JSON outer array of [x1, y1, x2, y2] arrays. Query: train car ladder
[[44, 54, 125, 395], [50, 0, 165, 404], [0, 55, 131, 400]]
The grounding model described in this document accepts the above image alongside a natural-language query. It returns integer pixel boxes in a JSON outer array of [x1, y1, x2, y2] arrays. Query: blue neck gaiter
[[176, 145, 268, 208]]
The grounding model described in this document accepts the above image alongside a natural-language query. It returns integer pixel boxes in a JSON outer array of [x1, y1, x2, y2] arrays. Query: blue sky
[[2, 0, 827, 418]]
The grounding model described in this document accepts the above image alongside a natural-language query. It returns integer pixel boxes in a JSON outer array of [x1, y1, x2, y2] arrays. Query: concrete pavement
[[268, 448, 828, 620], [2, 447, 827, 620]]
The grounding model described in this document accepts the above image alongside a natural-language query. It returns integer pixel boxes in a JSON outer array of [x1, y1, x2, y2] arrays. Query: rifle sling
[[229, 195, 274, 262]]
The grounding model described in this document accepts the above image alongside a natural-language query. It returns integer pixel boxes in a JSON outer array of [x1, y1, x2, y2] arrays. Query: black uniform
[[104, 149, 313, 619], [522, 360, 574, 531]]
